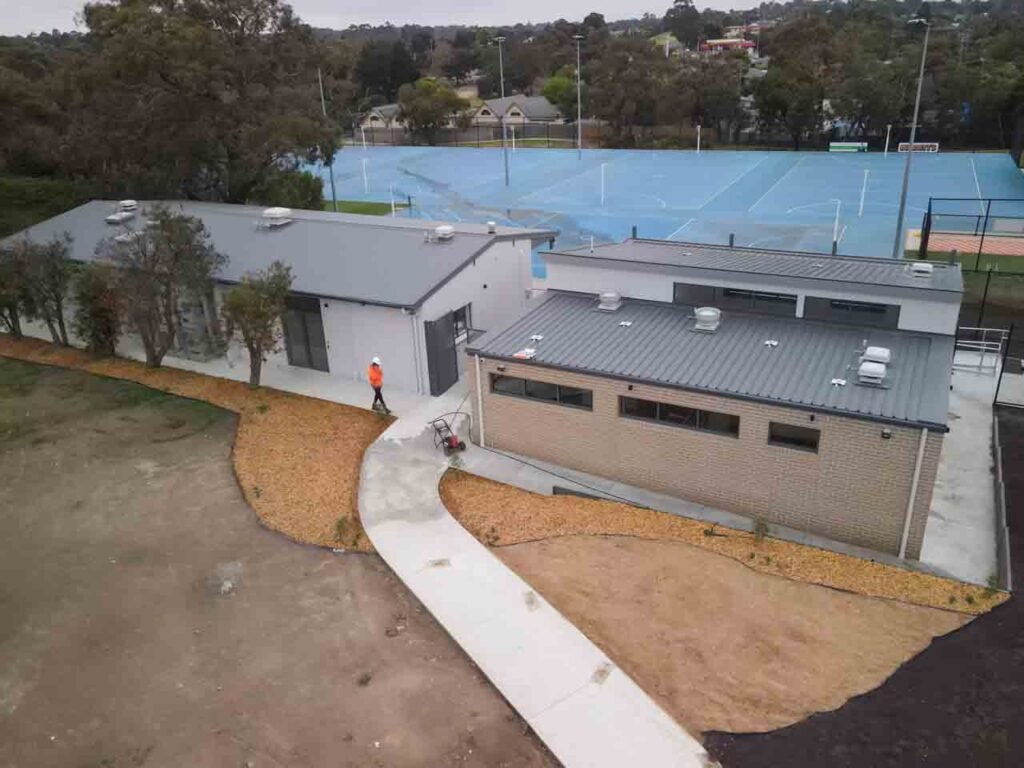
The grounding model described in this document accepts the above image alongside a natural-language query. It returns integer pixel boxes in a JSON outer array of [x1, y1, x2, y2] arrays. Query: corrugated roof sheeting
[[3, 201, 556, 309], [470, 292, 953, 428], [554, 239, 963, 294]]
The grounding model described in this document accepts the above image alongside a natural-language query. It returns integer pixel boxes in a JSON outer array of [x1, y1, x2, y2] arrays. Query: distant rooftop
[[549, 239, 963, 295], [469, 291, 953, 430], [3, 201, 556, 309], [482, 95, 560, 120]]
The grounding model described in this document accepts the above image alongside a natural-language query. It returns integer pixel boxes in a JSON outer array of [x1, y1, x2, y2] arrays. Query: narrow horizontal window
[[768, 422, 820, 452], [558, 385, 593, 409], [525, 378, 558, 402], [619, 396, 738, 437], [491, 374, 592, 410], [491, 374, 525, 396]]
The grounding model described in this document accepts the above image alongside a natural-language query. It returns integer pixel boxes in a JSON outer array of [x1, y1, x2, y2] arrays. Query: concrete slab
[[360, 397, 712, 768], [921, 360, 1000, 586]]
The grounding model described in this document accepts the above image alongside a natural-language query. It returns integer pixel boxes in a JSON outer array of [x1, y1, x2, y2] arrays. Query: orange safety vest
[[368, 364, 383, 388]]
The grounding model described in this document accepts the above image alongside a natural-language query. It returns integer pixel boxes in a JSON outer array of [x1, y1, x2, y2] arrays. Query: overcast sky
[[5, 0, 758, 36]]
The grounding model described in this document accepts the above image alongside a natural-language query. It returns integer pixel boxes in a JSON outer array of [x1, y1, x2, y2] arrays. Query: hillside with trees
[[1, 0, 1023, 234]]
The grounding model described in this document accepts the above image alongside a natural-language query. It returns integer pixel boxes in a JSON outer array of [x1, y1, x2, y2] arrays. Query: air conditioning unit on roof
[[910, 262, 934, 277], [435, 224, 455, 241], [858, 360, 887, 385], [862, 346, 892, 365]]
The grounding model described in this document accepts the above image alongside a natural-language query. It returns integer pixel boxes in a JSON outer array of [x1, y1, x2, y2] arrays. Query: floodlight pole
[[892, 20, 930, 259], [697, 124, 702, 154], [574, 34, 585, 160], [317, 67, 338, 212], [496, 36, 509, 187], [884, 123, 892, 156], [831, 198, 842, 252]]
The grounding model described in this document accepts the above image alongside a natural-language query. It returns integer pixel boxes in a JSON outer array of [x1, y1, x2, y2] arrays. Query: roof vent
[[910, 262, 934, 277], [693, 306, 721, 332], [113, 231, 144, 244], [862, 346, 892, 365], [118, 199, 138, 212], [597, 291, 622, 311], [260, 207, 293, 229], [435, 224, 455, 241], [487, 221, 497, 234], [857, 360, 887, 385], [105, 210, 135, 225]]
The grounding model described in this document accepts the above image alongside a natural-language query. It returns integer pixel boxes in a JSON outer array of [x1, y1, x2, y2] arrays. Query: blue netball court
[[310, 146, 1024, 261]]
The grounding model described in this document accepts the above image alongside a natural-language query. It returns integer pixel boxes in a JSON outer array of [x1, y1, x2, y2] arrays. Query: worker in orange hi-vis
[[367, 356, 390, 414]]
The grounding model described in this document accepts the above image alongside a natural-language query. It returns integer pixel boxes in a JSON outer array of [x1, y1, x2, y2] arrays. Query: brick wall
[[468, 357, 943, 559]]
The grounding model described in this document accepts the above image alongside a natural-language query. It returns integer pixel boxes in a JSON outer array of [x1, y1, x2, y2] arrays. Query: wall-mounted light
[[627, 384, 634, 391], [881, 428, 892, 440], [809, 414, 815, 422], [496, 364, 506, 372]]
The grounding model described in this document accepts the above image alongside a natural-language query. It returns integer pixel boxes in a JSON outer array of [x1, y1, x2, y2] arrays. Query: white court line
[[697, 153, 774, 211], [666, 219, 696, 240], [786, 201, 835, 214], [969, 156, 985, 214], [837, 224, 848, 244], [858, 169, 869, 217], [640, 194, 668, 209], [748, 155, 807, 212]]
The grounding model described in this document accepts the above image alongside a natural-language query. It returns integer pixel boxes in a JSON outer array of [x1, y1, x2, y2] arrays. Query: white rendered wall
[[543, 259, 960, 335], [415, 238, 534, 391], [320, 300, 419, 392]]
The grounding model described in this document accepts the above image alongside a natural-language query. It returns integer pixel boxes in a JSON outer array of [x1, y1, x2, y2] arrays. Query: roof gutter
[[468, 352, 951, 434]]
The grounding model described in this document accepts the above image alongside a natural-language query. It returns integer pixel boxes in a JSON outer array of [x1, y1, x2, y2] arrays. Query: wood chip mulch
[[439, 469, 1008, 616], [0, 335, 389, 551]]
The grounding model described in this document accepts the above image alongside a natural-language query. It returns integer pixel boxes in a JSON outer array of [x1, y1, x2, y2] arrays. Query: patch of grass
[[321, 200, 407, 216], [0, 358, 42, 396]]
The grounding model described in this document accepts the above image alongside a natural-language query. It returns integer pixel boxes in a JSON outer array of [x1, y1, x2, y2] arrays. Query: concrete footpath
[[359, 397, 712, 768]]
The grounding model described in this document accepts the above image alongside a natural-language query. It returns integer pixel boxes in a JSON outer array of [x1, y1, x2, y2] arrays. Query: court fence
[[918, 197, 1024, 265]]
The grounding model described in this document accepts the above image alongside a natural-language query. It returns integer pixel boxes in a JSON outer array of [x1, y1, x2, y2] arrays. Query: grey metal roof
[[469, 291, 953, 429], [3, 201, 556, 309], [482, 95, 561, 120], [551, 239, 963, 294]]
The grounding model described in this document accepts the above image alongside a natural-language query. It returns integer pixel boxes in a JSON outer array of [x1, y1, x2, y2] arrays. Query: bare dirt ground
[[495, 535, 966, 738], [0, 359, 557, 768], [705, 406, 1024, 767]]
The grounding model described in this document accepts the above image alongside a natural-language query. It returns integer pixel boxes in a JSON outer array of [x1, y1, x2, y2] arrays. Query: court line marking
[[786, 201, 836, 214], [748, 155, 808, 213], [666, 219, 696, 240], [858, 169, 869, 217], [640, 194, 669, 209], [969, 156, 984, 214], [697, 153, 774, 211], [837, 224, 848, 244]]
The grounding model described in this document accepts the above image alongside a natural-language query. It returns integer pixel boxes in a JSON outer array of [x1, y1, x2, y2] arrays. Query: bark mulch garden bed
[[440, 469, 1004, 615], [703, 405, 1024, 767], [0, 335, 389, 551]]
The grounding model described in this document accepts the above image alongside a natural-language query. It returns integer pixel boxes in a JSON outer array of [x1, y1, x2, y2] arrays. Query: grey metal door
[[425, 312, 458, 396]]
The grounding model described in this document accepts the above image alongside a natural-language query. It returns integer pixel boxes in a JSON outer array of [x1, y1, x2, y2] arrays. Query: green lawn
[[321, 199, 407, 215]]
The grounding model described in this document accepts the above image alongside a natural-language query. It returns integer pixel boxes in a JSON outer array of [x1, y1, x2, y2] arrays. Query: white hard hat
[[371, 356, 381, 365]]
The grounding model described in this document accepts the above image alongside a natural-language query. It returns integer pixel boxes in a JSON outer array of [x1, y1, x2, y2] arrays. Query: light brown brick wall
[[468, 357, 942, 559]]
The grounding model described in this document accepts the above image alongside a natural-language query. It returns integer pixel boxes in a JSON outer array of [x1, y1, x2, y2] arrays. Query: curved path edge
[[359, 415, 712, 768]]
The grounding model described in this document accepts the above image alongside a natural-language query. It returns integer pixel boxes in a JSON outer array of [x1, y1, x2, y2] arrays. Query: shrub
[[73, 263, 122, 356]]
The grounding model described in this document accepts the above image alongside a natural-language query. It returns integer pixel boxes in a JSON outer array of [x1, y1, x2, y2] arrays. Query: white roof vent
[[911, 261, 934, 277], [105, 210, 135, 225], [597, 291, 622, 311], [118, 199, 138, 212], [858, 360, 887, 385], [862, 346, 892, 365], [693, 306, 721, 332], [435, 224, 455, 241], [260, 207, 293, 228], [113, 231, 144, 244]]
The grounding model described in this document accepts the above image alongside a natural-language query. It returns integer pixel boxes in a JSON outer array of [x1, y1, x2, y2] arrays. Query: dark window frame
[[618, 396, 739, 438], [673, 282, 797, 317], [452, 303, 472, 345], [490, 374, 594, 411], [767, 421, 821, 453]]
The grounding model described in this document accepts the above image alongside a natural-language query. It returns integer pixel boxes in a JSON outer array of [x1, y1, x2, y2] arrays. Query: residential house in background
[[359, 104, 406, 131], [5, 201, 555, 396], [468, 239, 962, 559], [473, 95, 562, 126]]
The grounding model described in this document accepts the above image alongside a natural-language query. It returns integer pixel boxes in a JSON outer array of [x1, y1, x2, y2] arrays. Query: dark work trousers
[[372, 386, 388, 411]]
